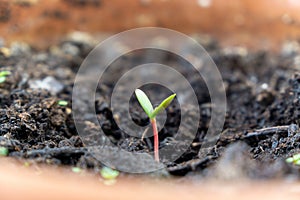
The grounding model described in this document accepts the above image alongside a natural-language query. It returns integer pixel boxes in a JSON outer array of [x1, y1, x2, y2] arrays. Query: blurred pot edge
[[0, 0, 300, 50], [0, 158, 300, 200]]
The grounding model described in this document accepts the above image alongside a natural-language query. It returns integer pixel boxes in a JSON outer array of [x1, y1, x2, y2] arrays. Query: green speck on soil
[[0, 71, 11, 77], [100, 167, 119, 180], [0, 147, 8, 156], [293, 153, 300, 161], [0, 70, 11, 83], [58, 100, 68, 106], [286, 153, 300, 165], [72, 167, 82, 173], [286, 157, 294, 163], [0, 76, 6, 83]]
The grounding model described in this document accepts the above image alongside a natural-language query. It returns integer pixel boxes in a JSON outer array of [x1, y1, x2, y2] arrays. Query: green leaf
[[286, 157, 294, 163], [58, 100, 68, 106], [0, 71, 11, 77], [150, 93, 176, 119], [0, 76, 6, 83], [100, 167, 119, 180], [72, 167, 82, 173], [293, 153, 300, 161], [295, 159, 300, 166], [0, 147, 8, 156], [135, 89, 153, 118]]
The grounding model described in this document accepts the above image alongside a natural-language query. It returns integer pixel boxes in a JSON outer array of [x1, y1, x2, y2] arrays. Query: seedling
[[0, 147, 8, 156], [286, 153, 300, 166], [57, 100, 68, 106], [100, 166, 119, 180], [135, 89, 176, 162], [72, 167, 82, 173], [0, 71, 11, 84]]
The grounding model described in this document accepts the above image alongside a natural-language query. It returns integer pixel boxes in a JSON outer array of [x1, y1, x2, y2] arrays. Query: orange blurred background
[[1, 0, 300, 50]]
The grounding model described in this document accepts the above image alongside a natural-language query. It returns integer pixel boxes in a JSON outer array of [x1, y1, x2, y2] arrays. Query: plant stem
[[151, 118, 159, 162]]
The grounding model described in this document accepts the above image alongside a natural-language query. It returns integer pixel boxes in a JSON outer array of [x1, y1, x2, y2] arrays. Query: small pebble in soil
[[24, 162, 30, 167], [29, 76, 64, 95], [61, 43, 80, 56], [281, 41, 300, 57], [65, 31, 95, 46], [0, 47, 11, 57], [10, 42, 31, 56]]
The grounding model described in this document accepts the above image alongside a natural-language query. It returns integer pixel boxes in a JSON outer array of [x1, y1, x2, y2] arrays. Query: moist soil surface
[[1, 37, 300, 179]]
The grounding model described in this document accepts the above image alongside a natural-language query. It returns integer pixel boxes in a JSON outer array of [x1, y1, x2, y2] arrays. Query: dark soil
[[1, 36, 300, 179]]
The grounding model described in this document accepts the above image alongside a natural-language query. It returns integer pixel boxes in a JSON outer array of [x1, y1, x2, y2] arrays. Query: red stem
[[151, 118, 159, 162]]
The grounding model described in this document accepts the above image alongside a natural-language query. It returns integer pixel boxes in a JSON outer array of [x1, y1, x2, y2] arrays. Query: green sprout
[[0, 147, 9, 156], [286, 153, 300, 166], [0, 71, 11, 84], [57, 100, 68, 106], [135, 89, 176, 162], [72, 167, 83, 173], [100, 167, 119, 180]]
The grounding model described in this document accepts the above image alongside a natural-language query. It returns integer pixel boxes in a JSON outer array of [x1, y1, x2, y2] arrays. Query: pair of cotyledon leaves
[[135, 89, 176, 120]]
